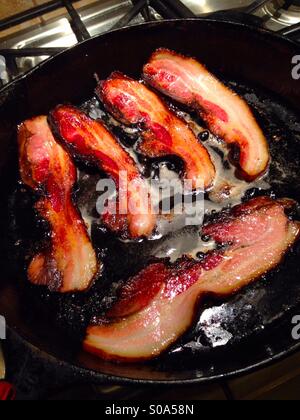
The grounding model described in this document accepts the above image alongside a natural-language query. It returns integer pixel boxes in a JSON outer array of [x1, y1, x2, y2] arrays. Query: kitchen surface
[[1, 0, 300, 401]]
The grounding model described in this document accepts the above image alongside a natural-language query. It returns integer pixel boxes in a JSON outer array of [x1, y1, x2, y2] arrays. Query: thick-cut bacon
[[50, 105, 155, 239], [18, 116, 99, 293], [84, 197, 300, 361], [143, 49, 270, 181], [97, 73, 215, 190]]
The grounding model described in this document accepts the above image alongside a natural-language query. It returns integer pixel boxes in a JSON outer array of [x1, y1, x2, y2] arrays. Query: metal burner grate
[[262, 0, 300, 28], [0, 0, 199, 86], [1, 0, 299, 87]]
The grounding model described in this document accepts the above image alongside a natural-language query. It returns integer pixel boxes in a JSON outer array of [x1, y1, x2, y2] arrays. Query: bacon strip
[[18, 116, 99, 293], [143, 49, 270, 180], [50, 105, 155, 239], [84, 197, 300, 361], [97, 73, 215, 190]]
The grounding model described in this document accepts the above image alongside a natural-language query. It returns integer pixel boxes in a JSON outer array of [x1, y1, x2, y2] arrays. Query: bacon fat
[[84, 197, 299, 361], [97, 73, 216, 190], [18, 116, 99, 293], [143, 49, 270, 180]]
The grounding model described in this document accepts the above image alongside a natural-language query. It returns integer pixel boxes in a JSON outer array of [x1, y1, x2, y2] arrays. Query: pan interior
[[5, 75, 300, 381]]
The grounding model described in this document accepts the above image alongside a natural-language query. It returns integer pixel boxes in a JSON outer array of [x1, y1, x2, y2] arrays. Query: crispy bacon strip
[[143, 49, 270, 180], [18, 116, 99, 293], [84, 197, 300, 361], [50, 105, 155, 239], [97, 73, 215, 190]]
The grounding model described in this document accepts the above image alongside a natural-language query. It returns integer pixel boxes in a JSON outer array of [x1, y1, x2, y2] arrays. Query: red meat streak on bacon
[[18, 116, 99, 292], [84, 197, 300, 361]]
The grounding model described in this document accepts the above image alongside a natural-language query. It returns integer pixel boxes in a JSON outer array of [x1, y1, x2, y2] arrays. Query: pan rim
[[10, 327, 300, 386]]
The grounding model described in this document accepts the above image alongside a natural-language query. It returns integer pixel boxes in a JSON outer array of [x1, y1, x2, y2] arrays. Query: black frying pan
[[1, 19, 300, 386]]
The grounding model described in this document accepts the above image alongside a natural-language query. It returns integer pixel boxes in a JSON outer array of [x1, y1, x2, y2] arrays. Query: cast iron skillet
[[1, 19, 300, 386]]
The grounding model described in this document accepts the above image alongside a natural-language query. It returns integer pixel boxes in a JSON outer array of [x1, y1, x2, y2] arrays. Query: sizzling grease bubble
[[199, 305, 234, 348], [84, 97, 106, 121], [154, 227, 216, 263]]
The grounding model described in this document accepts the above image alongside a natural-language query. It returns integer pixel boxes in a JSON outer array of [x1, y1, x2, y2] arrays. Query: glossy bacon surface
[[18, 116, 98, 293], [84, 197, 300, 361], [50, 105, 155, 239], [143, 49, 270, 180], [97, 73, 215, 190]]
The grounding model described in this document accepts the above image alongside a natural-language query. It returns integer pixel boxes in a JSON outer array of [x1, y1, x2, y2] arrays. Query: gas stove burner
[[263, 0, 300, 27]]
